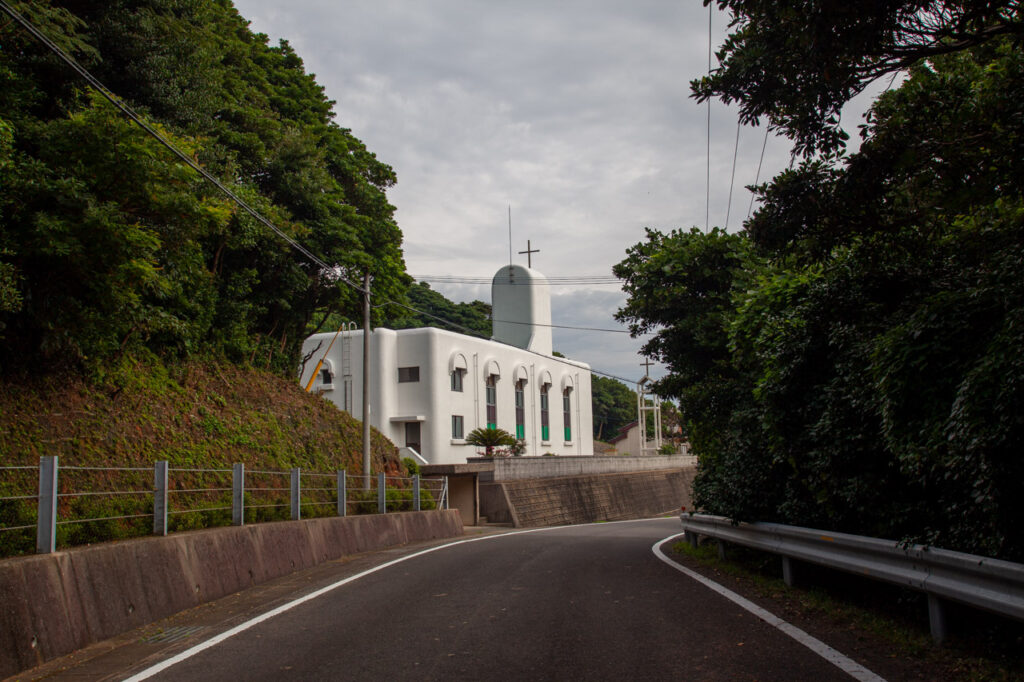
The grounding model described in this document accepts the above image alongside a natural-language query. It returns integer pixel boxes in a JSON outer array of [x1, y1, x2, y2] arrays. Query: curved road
[[120, 517, 880, 681]]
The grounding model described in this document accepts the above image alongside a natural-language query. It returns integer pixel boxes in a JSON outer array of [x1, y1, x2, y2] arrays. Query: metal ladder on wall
[[341, 322, 356, 413]]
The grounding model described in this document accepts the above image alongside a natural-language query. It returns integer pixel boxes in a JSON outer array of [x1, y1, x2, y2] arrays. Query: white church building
[[299, 265, 594, 465]]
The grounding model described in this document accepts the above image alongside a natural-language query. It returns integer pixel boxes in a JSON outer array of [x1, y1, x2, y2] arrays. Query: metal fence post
[[36, 456, 57, 554], [232, 462, 245, 526], [154, 460, 168, 536], [291, 468, 301, 520], [337, 470, 346, 517], [377, 472, 386, 514], [413, 474, 421, 512], [444, 476, 449, 509]]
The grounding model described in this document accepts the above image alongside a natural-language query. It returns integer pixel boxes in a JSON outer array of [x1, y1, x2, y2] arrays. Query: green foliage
[[402, 456, 421, 476], [0, 0, 409, 375], [387, 282, 492, 336], [464, 427, 517, 457], [617, 40, 1024, 560], [591, 375, 635, 440], [693, 0, 1024, 157]]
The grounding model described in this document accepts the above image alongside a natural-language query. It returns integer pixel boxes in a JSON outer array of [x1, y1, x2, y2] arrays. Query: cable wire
[[747, 127, 770, 220], [373, 298, 639, 385], [725, 119, 741, 230], [705, 2, 712, 233]]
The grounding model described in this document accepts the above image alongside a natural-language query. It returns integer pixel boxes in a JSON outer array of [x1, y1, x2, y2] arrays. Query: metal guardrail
[[679, 513, 1024, 643], [0, 457, 449, 556]]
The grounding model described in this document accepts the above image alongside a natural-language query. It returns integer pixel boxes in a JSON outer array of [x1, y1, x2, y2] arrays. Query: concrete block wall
[[0, 510, 463, 679], [482, 468, 695, 528], [473, 455, 697, 481]]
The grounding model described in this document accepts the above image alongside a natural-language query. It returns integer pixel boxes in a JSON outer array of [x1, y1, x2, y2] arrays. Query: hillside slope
[[0, 355, 397, 472]]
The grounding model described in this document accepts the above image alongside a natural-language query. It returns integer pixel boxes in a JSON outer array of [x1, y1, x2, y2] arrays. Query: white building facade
[[299, 265, 594, 465]]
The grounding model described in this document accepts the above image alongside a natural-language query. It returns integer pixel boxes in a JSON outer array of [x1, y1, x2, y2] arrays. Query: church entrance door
[[405, 422, 422, 456]]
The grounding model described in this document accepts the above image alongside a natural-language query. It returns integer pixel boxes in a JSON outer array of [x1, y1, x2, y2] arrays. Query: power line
[[725, 119, 741, 230], [747, 127, 770, 220], [0, 0, 367, 295], [412, 275, 622, 286], [372, 298, 639, 385], [705, 1, 712, 233]]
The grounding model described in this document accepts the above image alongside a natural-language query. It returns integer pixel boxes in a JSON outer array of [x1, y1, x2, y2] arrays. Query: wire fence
[[0, 458, 448, 558]]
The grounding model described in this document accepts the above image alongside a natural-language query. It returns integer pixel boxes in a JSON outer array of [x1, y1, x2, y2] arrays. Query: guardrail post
[[716, 539, 727, 560], [337, 470, 346, 517], [686, 531, 699, 549], [153, 460, 168, 536], [378, 472, 386, 514], [928, 594, 948, 644], [781, 556, 796, 587], [291, 468, 301, 520], [232, 463, 245, 526], [413, 474, 421, 512], [36, 456, 57, 554]]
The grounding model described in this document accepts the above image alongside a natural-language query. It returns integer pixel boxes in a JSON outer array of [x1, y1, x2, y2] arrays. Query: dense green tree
[[619, 38, 1024, 559], [591, 375, 636, 441], [387, 282, 492, 337], [694, 0, 1023, 155], [0, 0, 410, 374]]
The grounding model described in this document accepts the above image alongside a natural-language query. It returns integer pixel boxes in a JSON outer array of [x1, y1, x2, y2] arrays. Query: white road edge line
[[123, 520, 643, 681], [652, 533, 887, 682]]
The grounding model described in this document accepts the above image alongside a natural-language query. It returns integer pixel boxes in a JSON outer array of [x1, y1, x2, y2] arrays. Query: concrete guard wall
[[473, 455, 697, 482], [0, 510, 463, 679], [481, 469, 696, 528]]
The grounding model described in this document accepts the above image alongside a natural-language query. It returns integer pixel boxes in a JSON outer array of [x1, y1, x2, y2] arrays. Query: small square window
[[398, 366, 420, 383], [452, 415, 464, 439]]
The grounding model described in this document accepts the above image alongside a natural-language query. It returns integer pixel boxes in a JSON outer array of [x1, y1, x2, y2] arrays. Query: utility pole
[[362, 272, 372, 488]]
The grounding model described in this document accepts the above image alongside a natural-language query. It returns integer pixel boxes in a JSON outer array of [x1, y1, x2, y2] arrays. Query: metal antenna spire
[[508, 205, 513, 267]]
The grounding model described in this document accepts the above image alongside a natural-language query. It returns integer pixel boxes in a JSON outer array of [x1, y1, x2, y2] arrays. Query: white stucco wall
[[299, 327, 594, 465]]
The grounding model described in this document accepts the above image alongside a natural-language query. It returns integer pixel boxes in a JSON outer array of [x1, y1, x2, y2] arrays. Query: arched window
[[450, 352, 468, 392], [540, 383, 551, 442], [515, 379, 526, 439], [486, 375, 497, 430], [563, 387, 572, 442]]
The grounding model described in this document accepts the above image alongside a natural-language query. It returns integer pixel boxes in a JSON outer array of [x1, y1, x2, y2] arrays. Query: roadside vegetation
[[617, 3, 1024, 561]]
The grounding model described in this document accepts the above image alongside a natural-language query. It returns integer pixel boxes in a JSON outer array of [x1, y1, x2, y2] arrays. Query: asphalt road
[[110, 517, 881, 682]]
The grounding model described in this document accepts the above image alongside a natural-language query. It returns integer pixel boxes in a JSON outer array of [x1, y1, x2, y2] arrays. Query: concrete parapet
[[471, 455, 696, 482], [481, 469, 695, 528], [0, 510, 463, 678]]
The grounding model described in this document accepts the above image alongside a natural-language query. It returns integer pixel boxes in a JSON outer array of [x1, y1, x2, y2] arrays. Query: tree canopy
[[387, 282, 493, 338], [694, 0, 1024, 155], [0, 0, 410, 374], [619, 36, 1024, 560]]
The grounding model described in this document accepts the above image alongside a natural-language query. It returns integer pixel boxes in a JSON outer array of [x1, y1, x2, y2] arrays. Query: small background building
[[299, 265, 594, 465]]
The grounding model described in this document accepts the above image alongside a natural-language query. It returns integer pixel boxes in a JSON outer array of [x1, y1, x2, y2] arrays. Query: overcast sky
[[232, 0, 876, 385]]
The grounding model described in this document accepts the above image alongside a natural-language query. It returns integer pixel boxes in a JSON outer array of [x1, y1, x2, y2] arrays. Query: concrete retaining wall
[[481, 468, 695, 528], [471, 455, 697, 481], [0, 510, 462, 678]]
